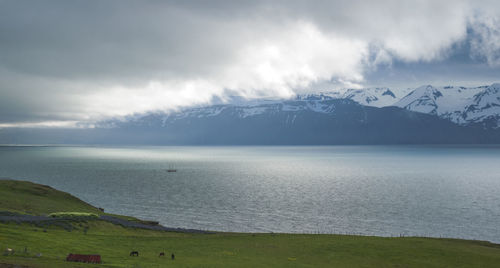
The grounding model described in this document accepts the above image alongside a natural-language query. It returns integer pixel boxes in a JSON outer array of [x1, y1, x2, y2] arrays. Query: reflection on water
[[1, 145, 500, 242]]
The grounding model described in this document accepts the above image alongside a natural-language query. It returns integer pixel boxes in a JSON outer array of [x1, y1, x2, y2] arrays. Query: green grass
[[2, 222, 500, 268], [1, 179, 500, 267], [0, 179, 140, 222], [0, 180, 101, 215]]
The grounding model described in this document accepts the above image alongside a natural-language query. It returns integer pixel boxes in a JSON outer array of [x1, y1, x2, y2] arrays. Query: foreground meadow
[[1, 180, 500, 267]]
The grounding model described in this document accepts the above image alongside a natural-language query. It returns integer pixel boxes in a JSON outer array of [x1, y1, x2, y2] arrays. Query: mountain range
[[1, 83, 500, 145], [311, 83, 500, 129]]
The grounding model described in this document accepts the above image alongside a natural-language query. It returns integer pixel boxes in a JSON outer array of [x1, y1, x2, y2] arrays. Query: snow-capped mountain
[[102, 98, 345, 128], [326, 83, 500, 129], [391, 84, 500, 128], [104, 83, 500, 130], [463, 83, 500, 128], [341, 87, 411, 108], [394, 85, 444, 114], [296, 87, 411, 108], [88, 98, 500, 145]]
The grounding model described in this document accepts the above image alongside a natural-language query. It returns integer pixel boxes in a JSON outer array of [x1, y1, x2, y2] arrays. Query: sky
[[1, 0, 500, 127]]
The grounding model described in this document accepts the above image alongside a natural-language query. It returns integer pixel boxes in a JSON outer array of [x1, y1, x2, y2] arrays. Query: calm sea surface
[[1, 145, 500, 242]]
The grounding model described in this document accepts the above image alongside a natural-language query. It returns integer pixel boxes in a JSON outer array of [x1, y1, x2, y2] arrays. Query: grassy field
[[1, 180, 500, 267], [0, 179, 102, 215], [0, 179, 140, 222]]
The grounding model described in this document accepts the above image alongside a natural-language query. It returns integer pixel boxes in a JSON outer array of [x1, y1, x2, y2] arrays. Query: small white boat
[[167, 164, 177, 172]]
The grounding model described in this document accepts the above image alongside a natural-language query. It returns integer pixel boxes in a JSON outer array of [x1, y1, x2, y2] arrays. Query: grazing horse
[[4, 248, 13, 256], [159, 252, 165, 257], [129, 251, 139, 257]]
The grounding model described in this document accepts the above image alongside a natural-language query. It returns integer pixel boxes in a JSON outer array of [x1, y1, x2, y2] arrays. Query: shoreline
[[2, 210, 498, 245], [2, 180, 500, 267], [2, 178, 500, 243]]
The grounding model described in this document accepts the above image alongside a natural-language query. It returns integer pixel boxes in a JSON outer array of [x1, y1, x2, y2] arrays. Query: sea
[[1, 145, 500, 242]]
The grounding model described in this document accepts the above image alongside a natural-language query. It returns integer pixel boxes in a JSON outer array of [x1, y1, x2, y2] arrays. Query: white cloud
[[376, 1, 469, 62], [33, 21, 369, 121], [0, 121, 79, 129], [219, 21, 367, 95]]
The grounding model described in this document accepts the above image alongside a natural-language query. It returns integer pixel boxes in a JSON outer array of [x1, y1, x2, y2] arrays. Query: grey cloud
[[0, 1, 237, 80], [0, 0, 500, 125], [469, 15, 500, 65], [0, 0, 483, 80]]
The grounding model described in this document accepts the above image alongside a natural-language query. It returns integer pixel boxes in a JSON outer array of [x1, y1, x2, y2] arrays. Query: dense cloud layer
[[1, 0, 500, 126]]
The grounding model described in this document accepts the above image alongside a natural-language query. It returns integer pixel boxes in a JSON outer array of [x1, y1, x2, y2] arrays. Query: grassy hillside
[[2, 222, 500, 268], [1, 180, 500, 267], [0, 180, 101, 215]]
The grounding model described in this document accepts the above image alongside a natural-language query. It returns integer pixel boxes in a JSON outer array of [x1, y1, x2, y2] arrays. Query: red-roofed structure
[[66, 253, 101, 263]]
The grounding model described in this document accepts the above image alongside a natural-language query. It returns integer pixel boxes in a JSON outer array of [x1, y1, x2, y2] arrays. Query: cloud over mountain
[[1, 0, 500, 126]]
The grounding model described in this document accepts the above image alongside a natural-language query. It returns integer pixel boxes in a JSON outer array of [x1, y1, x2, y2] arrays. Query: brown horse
[[159, 252, 165, 257]]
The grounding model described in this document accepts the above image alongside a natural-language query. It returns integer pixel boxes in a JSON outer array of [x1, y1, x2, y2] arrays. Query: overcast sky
[[1, 0, 500, 127]]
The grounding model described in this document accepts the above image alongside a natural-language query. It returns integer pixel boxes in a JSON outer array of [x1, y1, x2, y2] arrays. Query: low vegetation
[[48, 212, 99, 219], [1, 179, 500, 267]]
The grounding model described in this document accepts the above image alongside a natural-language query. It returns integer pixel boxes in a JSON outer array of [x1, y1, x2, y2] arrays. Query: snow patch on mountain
[[238, 106, 270, 118], [394, 85, 444, 114], [343, 87, 409, 108], [463, 83, 500, 127]]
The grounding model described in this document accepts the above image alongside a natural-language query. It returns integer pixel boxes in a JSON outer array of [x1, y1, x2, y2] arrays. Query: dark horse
[[159, 252, 165, 257], [129, 251, 139, 257]]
